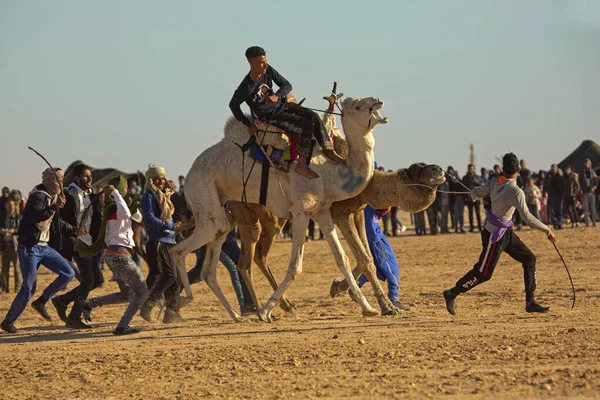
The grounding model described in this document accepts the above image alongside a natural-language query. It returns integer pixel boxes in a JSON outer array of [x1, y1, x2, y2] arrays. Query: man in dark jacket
[[579, 159, 598, 227], [1, 168, 75, 334], [546, 164, 564, 229], [462, 164, 482, 232], [51, 164, 103, 329], [562, 165, 580, 228], [1, 199, 22, 293]]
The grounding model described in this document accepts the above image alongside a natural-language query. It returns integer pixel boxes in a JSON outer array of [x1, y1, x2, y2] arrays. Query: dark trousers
[[1, 245, 20, 292], [451, 229, 537, 301], [61, 254, 102, 319], [564, 196, 577, 225], [146, 241, 180, 311], [307, 219, 323, 240], [268, 103, 332, 157], [466, 200, 482, 231], [548, 196, 563, 228], [390, 206, 403, 235]]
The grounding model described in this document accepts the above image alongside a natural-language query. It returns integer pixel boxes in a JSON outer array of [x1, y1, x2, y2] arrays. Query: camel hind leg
[[170, 181, 231, 303], [254, 218, 297, 313], [201, 235, 243, 322], [236, 220, 264, 317]]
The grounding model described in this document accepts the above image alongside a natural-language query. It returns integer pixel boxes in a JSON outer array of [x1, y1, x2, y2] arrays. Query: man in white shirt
[[83, 177, 149, 335]]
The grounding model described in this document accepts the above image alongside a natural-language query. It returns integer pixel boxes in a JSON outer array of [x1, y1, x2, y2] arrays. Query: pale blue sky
[[1, 0, 599, 193]]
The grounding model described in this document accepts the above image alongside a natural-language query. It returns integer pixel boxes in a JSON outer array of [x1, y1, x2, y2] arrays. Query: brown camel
[[230, 162, 445, 318]]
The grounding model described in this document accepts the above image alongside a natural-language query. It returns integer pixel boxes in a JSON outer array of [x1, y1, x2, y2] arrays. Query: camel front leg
[[201, 238, 243, 322], [258, 212, 308, 322], [314, 210, 379, 317], [330, 212, 397, 315], [254, 219, 297, 313], [236, 221, 264, 316]]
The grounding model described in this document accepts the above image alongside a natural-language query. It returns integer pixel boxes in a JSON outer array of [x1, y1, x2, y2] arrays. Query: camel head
[[341, 97, 388, 135], [392, 163, 445, 212]]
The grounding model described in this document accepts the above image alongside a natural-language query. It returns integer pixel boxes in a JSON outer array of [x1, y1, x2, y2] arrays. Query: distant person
[[546, 164, 564, 229], [519, 159, 532, 184], [579, 159, 598, 227], [489, 165, 502, 179], [480, 167, 491, 212], [0, 199, 22, 293], [562, 165, 580, 228], [438, 179, 450, 234], [178, 175, 185, 195], [10, 190, 26, 214], [524, 178, 542, 221], [462, 164, 482, 232], [446, 166, 457, 231], [443, 153, 555, 316], [0, 187, 10, 213], [450, 169, 465, 233]]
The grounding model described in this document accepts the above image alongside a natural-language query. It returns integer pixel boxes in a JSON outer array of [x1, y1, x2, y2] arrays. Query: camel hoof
[[381, 307, 400, 316], [258, 308, 273, 323], [179, 296, 194, 308], [329, 279, 346, 298], [362, 308, 380, 317], [280, 301, 298, 315]]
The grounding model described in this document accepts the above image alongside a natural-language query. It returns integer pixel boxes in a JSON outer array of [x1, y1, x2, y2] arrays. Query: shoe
[[139, 302, 155, 322], [163, 309, 184, 324], [526, 301, 550, 313], [1, 320, 17, 334], [81, 301, 93, 323], [443, 290, 456, 316], [51, 296, 68, 323], [65, 316, 93, 329], [31, 297, 53, 321], [113, 326, 141, 335], [392, 301, 410, 311], [240, 304, 256, 317], [401, 226, 407, 233]]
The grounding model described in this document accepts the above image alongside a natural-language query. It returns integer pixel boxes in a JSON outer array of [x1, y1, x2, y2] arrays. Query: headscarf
[[145, 166, 174, 221], [42, 168, 64, 197], [74, 175, 137, 257]]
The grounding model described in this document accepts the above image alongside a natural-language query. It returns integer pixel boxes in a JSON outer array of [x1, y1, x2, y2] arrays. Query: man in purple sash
[[443, 153, 556, 315]]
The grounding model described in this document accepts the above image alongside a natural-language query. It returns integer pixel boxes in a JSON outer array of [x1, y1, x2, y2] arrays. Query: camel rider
[[443, 153, 556, 316], [229, 46, 345, 180]]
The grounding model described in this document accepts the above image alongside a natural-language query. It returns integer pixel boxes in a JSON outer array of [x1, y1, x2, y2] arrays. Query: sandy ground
[[1, 222, 599, 399]]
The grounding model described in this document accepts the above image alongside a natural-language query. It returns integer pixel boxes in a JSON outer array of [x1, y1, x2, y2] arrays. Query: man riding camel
[[229, 46, 345, 179]]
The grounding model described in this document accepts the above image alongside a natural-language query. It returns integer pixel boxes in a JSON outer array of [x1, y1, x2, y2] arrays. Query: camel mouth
[[429, 175, 446, 185], [370, 102, 388, 124]]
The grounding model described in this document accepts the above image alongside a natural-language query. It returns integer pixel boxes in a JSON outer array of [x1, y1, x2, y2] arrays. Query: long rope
[[553, 242, 576, 309]]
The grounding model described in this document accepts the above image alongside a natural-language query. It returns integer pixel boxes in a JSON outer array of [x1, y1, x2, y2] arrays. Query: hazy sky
[[2, 0, 599, 193]]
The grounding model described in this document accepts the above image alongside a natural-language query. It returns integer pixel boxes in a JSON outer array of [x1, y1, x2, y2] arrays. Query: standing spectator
[[447, 166, 457, 231], [462, 164, 482, 232], [524, 178, 542, 221], [0, 168, 75, 334], [562, 165, 581, 228], [413, 211, 427, 235], [51, 164, 103, 329], [10, 190, 26, 215], [1, 199, 22, 293], [519, 159, 532, 184], [426, 202, 439, 235], [579, 159, 598, 227], [178, 175, 185, 195], [139, 166, 183, 323], [547, 164, 564, 229], [438, 179, 450, 233], [449, 169, 466, 233], [390, 206, 407, 235], [490, 165, 502, 179], [537, 171, 546, 193], [480, 167, 491, 212], [0, 187, 10, 212]]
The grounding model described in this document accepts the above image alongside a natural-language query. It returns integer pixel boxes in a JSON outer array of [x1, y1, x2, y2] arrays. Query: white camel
[[171, 94, 388, 322]]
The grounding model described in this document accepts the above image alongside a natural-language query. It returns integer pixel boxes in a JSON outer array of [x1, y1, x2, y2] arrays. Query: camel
[[171, 88, 388, 322], [230, 162, 445, 318]]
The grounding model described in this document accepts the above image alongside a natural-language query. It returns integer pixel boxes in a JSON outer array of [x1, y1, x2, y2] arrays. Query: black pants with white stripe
[[451, 228, 537, 301]]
